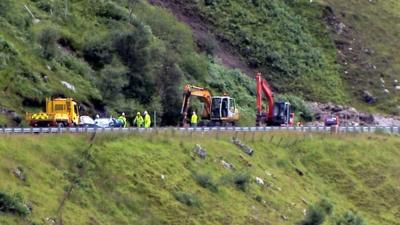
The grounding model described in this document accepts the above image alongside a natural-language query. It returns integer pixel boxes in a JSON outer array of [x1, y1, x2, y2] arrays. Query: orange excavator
[[181, 85, 240, 126], [255, 73, 294, 126]]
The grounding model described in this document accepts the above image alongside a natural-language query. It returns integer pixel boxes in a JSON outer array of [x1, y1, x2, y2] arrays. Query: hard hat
[[144, 111, 148, 114], [137, 112, 140, 115], [122, 112, 125, 116], [193, 111, 196, 114], [96, 114, 100, 118]]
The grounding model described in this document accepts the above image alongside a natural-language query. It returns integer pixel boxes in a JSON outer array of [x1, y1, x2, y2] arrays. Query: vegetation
[[336, 211, 366, 225], [0, 191, 30, 217], [301, 198, 333, 225], [0, 0, 256, 125], [169, 0, 400, 113], [0, 132, 399, 224], [1, 0, 399, 126]]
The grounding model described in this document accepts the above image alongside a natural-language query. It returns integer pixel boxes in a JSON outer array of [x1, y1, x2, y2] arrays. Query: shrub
[[0, 37, 18, 68], [83, 39, 113, 70], [35, 0, 53, 13], [301, 198, 334, 225], [0, 0, 31, 28], [38, 27, 59, 59], [173, 192, 199, 207], [233, 172, 250, 192], [59, 54, 92, 76], [301, 205, 325, 225], [96, 1, 127, 21], [193, 172, 218, 192], [336, 211, 366, 225], [318, 198, 333, 215], [0, 191, 30, 217]]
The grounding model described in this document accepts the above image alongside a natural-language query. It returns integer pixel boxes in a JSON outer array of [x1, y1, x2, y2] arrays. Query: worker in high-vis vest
[[133, 112, 144, 127], [191, 111, 198, 127], [144, 111, 151, 128], [117, 112, 127, 128]]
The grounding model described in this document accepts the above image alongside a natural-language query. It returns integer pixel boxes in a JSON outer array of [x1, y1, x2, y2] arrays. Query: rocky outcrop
[[307, 102, 400, 126]]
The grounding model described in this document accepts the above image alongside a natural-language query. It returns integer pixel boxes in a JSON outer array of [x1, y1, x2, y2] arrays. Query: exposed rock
[[12, 167, 26, 181], [383, 89, 390, 94], [45, 217, 56, 225], [395, 86, 400, 91], [193, 144, 206, 159], [221, 160, 234, 170], [362, 90, 376, 104], [161, 174, 165, 180], [295, 168, 304, 176], [281, 215, 288, 220], [255, 177, 264, 186], [232, 137, 253, 156], [373, 115, 400, 126], [60, 80, 76, 92]]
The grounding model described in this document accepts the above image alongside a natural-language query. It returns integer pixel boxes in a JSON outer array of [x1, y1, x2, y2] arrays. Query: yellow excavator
[[181, 85, 240, 126]]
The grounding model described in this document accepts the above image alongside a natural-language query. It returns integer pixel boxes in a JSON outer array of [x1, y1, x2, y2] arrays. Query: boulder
[[193, 144, 206, 159], [11, 167, 26, 181], [221, 160, 234, 170], [255, 177, 264, 185], [362, 90, 376, 104]]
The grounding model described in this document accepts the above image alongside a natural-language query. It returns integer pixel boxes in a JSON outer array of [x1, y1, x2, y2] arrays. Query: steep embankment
[[151, 0, 400, 114], [0, 0, 255, 126], [0, 132, 399, 225]]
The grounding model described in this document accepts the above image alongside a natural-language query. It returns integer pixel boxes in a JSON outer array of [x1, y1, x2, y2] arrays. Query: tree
[[114, 23, 155, 104], [158, 56, 183, 125]]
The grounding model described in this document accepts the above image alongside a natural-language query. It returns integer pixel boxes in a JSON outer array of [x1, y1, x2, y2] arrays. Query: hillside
[[0, 0, 256, 126], [150, 0, 400, 114], [0, 0, 399, 126], [0, 132, 400, 225]]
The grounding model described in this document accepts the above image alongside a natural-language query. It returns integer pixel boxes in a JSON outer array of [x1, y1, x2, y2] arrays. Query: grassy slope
[[318, 0, 400, 113], [163, 0, 400, 113], [0, 0, 256, 125], [0, 133, 399, 225]]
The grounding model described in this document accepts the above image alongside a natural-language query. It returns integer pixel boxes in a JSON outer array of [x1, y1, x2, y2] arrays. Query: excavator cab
[[211, 96, 239, 124], [271, 102, 291, 126]]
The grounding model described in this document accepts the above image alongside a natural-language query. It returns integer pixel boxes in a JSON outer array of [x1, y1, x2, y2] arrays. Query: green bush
[[96, 1, 127, 21], [193, 172, 218, 192], [173, 192, 200, 207], [35, 0, 53, 13], [83, 39, 113, 69], [301, 198, 334, 225], [318, 198, 333, 216], [301, 204, 325, 225], [0, 0, 31, 28], [38, 27, 59, 59], [0, 191, 30, 217], [232, 172, 250, 192], [59, 54, 92, 77], [336, 211, 366, 225], [0, 37, 18, 68]]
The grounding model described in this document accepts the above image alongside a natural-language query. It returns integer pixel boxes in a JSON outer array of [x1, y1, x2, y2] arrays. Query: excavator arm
[[181, 85, 213, 125], [256, 73, 274, 121]]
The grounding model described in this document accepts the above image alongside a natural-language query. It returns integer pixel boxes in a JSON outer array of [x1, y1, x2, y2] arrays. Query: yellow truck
[[26, 98, 79, 127]]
